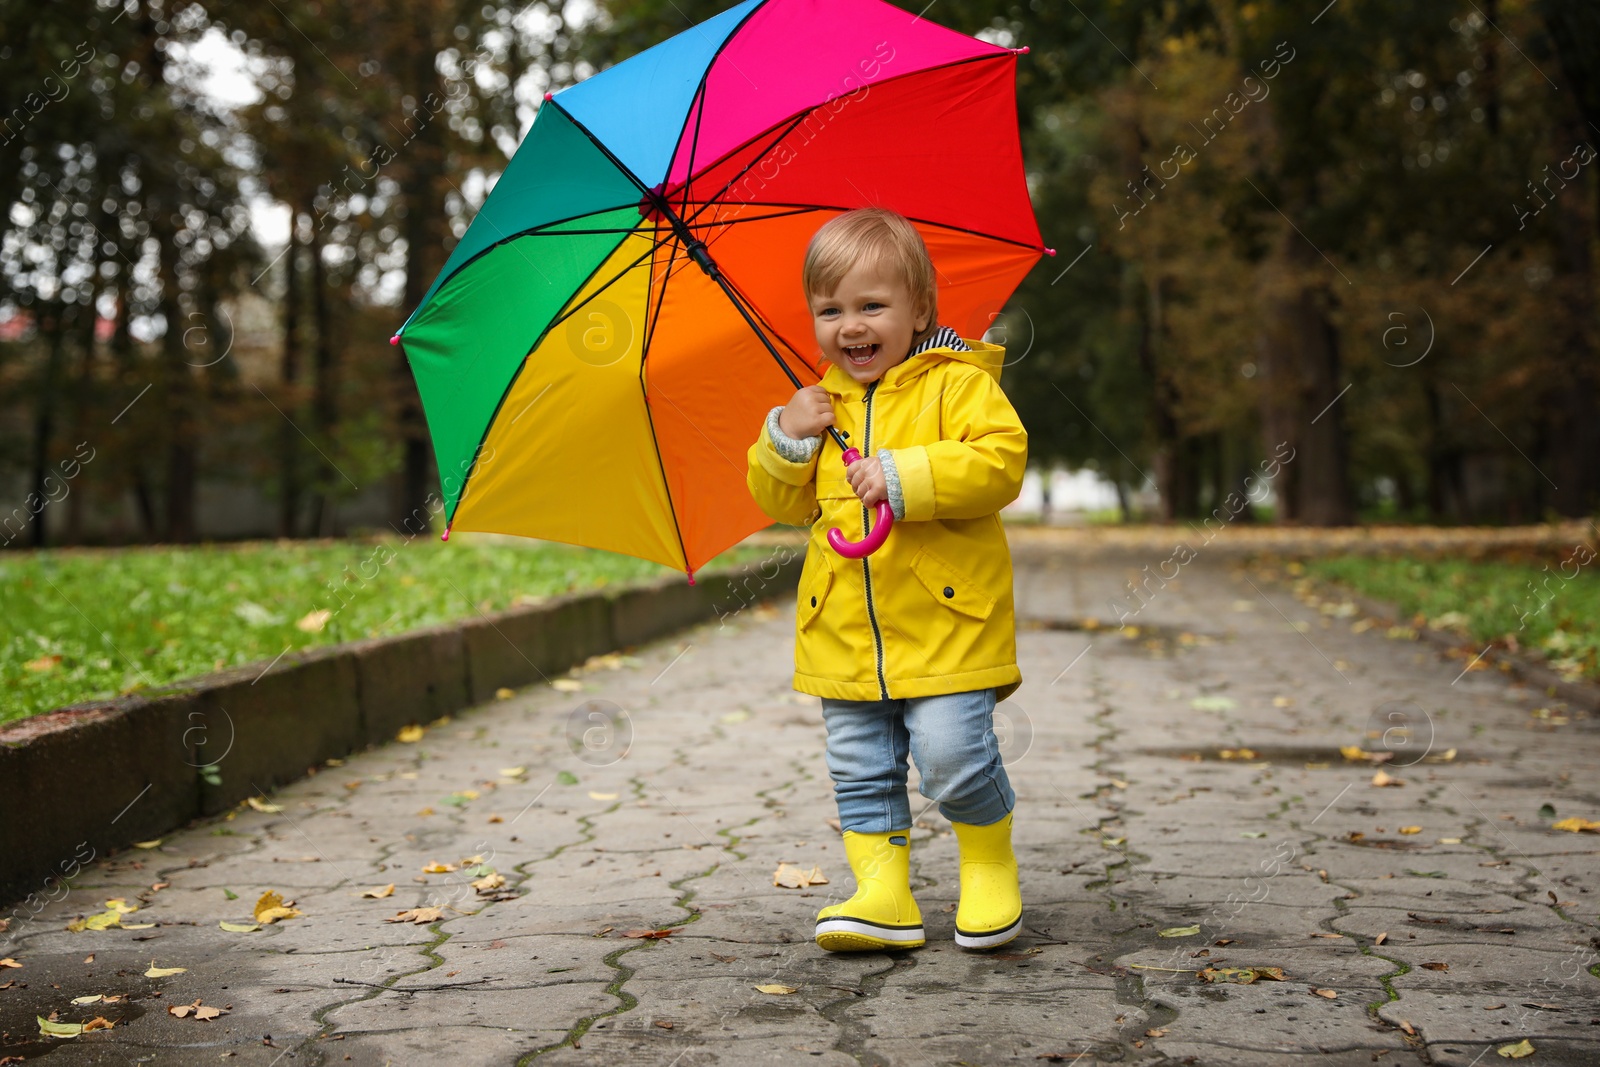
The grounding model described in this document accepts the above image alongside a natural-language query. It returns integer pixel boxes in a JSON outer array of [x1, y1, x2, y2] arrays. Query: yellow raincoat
[[746, 338, 1027, 702]]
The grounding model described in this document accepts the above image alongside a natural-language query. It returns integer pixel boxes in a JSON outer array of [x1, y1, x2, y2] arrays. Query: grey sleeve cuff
[[766, 406, 821, 463], [878, 448, 905, 521]]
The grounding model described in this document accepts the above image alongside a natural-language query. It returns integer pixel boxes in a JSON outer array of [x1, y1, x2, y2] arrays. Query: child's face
[[808, 257, 928, 385]]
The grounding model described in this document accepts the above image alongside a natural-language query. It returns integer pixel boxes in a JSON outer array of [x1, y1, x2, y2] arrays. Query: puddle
[[0, 969, 151, 1061]]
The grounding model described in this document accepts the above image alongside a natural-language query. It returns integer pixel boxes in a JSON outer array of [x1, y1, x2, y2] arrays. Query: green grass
[[2, 537, 768, 723], [1305, 553, 1600, 681]]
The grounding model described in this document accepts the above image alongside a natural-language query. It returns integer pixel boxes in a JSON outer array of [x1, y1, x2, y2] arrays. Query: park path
[[3, 546, 1599, 1066]]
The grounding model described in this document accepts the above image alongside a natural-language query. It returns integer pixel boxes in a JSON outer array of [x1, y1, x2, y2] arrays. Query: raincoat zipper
[[859, 380, 889, 700]]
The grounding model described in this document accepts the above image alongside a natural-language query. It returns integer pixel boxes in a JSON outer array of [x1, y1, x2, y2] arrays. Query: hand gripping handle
[[826, 447, 894, 558]]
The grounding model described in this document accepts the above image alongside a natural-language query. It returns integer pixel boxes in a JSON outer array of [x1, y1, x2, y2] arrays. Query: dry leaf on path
[[169, 999, 229, 1021], [219, 921, 261, 933], [588, 791, 618, 800], [422, 862, 457, 874], [133, 840, 163, 849], [772, 862, 829, 889], [472, 873, 506, 894], [253, 891, 302, 924], [1497, 1039, 1535, 1058], [1158, 925, 1201, 938], [246, 797, 283, 814], [1310, 988, 1338, 998], [362, 884, 395, 899], [385, 908, 444, 924], [0, 959, 20, 969], [82, 1016, 114, 1031], [756, 984, 798, 994], [397, 724, 424, 743], [1198, 966, 1287, 984], [1551, 817, 1600, 833], [1399, 826, 1423, 835], [621, 928, 675, 939], [551, 679, 583, 692], [1371, 770, 1403, 787], [145, 961, 187, 978]]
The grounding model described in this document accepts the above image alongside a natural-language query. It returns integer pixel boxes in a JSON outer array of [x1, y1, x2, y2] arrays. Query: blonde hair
[[802, 208, 938, 348]]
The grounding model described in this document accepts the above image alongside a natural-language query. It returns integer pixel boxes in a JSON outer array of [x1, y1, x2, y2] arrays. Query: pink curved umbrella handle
[[826, 447, 894, 558]]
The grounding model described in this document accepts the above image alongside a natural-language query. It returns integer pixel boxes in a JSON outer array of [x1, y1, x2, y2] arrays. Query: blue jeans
[[821, 688, 1015, 834]]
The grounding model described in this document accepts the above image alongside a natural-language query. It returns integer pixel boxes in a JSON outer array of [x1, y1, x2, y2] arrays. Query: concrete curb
[[0, 555, 802, 903]]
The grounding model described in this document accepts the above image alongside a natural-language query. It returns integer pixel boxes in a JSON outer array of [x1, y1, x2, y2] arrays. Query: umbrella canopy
[[397, 0, 1048, 576]]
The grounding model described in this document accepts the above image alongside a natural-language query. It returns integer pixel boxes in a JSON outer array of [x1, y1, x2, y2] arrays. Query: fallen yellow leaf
[[552, 678, 583, 692], [397, 724, 424, 743], [1551, 817, 1600, 833], [252, 891, 302, 924], [422, 861, 457, 874], [1497, 1039, 1535, 1058], [1399, 826, 1422, 835], [246, 796, 283, 813], [1310, 987, 1338, 998], [1158, 925, 1201, 938], [105, 899, 137, 914], [82, 1016, 115, 1031], [589, 791, 619, 800], [145, 961, 187, 978], [0, 958, 19, 969], [362, 884, 396, 899], [219, 921, 261, 933], [132, 840, 163, 849], [772, 862, 829, 889], [1371, 769, 1403, 787], [37, 1015, 84, 1037], [756, 983, 799, 994], [499, 767, 526, 779], [385, 907, 444, 924], [494, 687, 515, 699], [472, 873, 506, 893]]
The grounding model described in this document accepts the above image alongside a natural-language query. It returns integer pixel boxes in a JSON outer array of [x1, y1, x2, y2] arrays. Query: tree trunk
[[28, 301, 68, 547], [110, 276, 157, 539], [280, 211, 304, 538], [393, 17, 443, 531], [1254, 224, 1353, 525], [309, 221, 340, 536], [1138, 272, 1200, 520]]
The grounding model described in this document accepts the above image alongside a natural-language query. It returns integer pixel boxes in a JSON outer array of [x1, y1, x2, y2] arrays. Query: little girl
[[745, 208, 1028, 952]]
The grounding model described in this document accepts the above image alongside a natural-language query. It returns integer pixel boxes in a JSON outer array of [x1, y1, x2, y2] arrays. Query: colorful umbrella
[[395, 0, 1050, 580]]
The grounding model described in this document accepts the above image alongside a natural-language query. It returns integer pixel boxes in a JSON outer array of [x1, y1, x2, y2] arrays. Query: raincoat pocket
[[798, 550, 834, 632], [909, 546, 995, 621]]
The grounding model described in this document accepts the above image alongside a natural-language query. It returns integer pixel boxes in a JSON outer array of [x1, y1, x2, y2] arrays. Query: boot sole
[[815, 917, 925, 952], [954, 912, 1022, 950]]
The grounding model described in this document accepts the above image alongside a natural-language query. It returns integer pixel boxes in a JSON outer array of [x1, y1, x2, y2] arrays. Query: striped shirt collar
[[908, 325, 970, 357]]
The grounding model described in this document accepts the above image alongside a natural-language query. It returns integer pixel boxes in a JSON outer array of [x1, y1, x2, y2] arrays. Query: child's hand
[[777, 385, 834, 439], [845, 455, 887, 508]]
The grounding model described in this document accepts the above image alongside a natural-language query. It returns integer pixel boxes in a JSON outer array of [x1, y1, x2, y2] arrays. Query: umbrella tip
[[544, 91, 554, 101], [441, 524, 451, 542], [1045, 247, 1057, 257], [1013, 45, 1029, 54], [389, 334, 400, 345], [686, 569, 695, 586]]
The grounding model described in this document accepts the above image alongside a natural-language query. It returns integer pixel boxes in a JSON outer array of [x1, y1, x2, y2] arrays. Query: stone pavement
[[3, 548, 1599, 1066]]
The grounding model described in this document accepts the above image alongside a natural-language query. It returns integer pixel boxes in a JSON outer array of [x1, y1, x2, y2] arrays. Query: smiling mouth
[[842, 343, 880, 366]]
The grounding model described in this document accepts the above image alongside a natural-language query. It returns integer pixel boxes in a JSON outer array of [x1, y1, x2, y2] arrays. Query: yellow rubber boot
[[950, 811, 1022, 949], [814, 829, 925, 951]]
